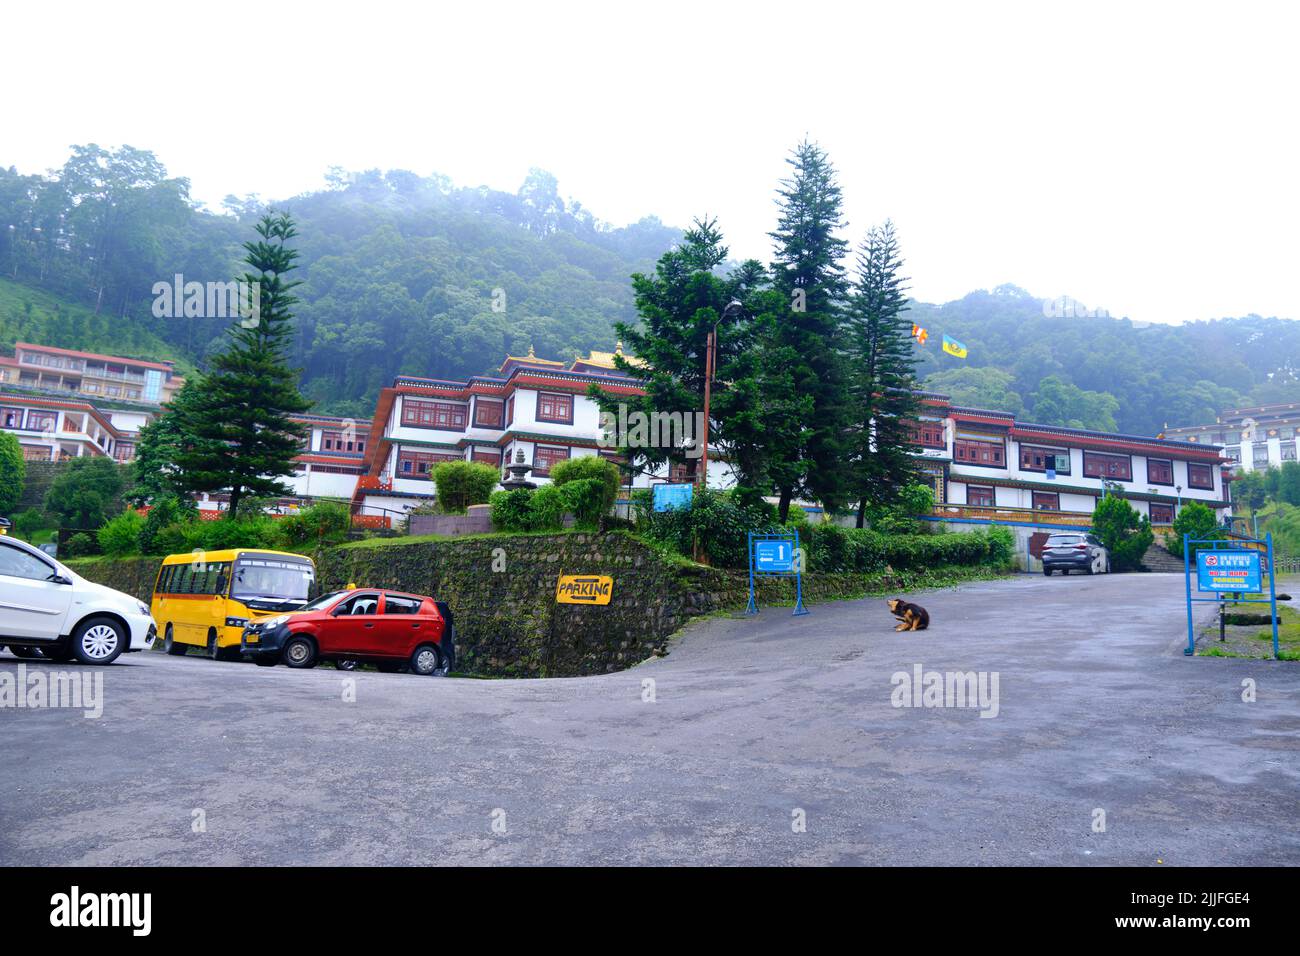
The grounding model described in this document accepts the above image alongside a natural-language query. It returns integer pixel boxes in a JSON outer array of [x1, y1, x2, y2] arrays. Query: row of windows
[[156, 562, 232, 596], [401, 392, 575, 431], [321, 431, 365, 454], [395, 444, 575, 477], [964, 486, 1177, 523], [952, 436, 1215, 491], [0, 407, 56, 432]]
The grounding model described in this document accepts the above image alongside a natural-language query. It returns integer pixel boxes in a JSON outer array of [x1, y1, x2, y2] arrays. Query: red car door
[[319, 591, 385, 656], [377, 593, 438, 659]]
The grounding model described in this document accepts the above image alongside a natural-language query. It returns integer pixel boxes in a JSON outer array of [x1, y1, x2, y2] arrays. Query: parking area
[[2, 572, 1297, 865]]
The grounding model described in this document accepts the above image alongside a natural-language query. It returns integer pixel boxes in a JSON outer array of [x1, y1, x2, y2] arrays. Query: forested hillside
[[2, 145, 1298, 429], [911, 285, 1300, 435]]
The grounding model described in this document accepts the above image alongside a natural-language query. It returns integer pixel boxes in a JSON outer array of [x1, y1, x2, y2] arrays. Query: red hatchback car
[[241, 589, 455, 675]]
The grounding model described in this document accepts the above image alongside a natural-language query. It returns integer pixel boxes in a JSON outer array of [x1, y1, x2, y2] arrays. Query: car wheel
[[164, 624, 187, 656], [1042, 567, 1052, 576], [282, 636, 317, 669], [9, 645, 46, 660], [409, 644, 443, 676], [70, 616, 126, 665]]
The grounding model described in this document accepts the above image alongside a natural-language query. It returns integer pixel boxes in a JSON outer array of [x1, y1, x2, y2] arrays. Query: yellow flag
[[942, 334, 968, 358]]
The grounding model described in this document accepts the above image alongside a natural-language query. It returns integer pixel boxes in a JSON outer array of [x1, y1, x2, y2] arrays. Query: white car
[[0, 535, 156, 665]]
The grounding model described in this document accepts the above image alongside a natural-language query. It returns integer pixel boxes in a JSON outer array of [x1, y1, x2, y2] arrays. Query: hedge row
[[804, 523, 1015, 574]]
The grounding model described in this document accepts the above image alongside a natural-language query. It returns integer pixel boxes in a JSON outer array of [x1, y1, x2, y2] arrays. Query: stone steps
[[1141, 542, 1187, 573]]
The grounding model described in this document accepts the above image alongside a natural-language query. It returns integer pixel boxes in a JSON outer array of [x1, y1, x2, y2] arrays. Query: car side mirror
[[46, 573, 72, 586]]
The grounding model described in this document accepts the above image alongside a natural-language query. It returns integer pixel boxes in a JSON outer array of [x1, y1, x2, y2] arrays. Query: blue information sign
[[1195, 549, 1262, 593], [754, 539, 795, 572], [746, 531, 808, 616], [652, 483, 694, 512]]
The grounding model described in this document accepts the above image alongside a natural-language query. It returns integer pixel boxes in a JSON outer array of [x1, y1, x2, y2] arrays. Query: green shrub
[[44, 457, 126, 528], [274, 502, 350, 550], [0, 431, 24, 516], [139, 495, 197, 554], [529, 484, 567, 531], [1171, 500, 1222, 555], [64, 531, 98, 557], [637, 488, 778, 568], [557, 478, 609, 529], [550, 456, 621, 516], [12, 507, 49, 540], [1091, 495, 1154, 571], [432, 460, 500, 514], [97, 508, 145, 556], [985, 525, 1016, 567], [490, 489, 536, 532]]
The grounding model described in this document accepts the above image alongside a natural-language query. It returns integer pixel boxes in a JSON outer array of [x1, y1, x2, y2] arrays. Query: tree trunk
[[227, 487, 241, 520], [855, 497, 867, 529], [777, 487, 792, 523]]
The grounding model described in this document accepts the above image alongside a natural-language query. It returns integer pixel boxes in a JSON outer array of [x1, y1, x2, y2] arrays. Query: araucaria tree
[[589, 217, 770, 497], [845, 220, 921, 526], [173, 213, 311, 517], [765, 139, 852, 520]]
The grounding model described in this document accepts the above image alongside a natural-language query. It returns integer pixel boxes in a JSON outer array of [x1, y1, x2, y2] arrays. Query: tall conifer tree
[[173, 213, 311, 516], [765, 139, 852, 520], [845, 220, 921, 526]]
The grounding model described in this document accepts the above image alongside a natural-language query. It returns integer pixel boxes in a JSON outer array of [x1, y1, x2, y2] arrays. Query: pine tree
[[845, 220, 921, 526], [172, 213, 311, 517], [589, 217, 770, 495], [765, 139, 852, 520]]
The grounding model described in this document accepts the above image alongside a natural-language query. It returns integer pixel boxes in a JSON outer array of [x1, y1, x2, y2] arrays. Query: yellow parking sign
[[556, 574, 614, 605]]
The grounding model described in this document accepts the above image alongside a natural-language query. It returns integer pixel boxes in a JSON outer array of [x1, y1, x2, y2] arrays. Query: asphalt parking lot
[[2, 572, 1297, 866]]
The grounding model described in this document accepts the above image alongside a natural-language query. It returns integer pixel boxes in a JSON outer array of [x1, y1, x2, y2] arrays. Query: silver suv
[[1041, 532, 1110, 576]]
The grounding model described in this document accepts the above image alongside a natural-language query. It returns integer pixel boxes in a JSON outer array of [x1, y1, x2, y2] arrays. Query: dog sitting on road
[[887, 598, 929, 631]]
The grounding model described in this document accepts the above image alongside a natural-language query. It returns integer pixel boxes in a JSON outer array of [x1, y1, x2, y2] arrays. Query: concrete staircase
[[1141, 542, 1186, 573]]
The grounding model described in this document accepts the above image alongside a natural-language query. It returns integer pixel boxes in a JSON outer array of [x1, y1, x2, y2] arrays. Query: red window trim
[[1082, 450, 1132, 481], [536, 391, 574, 425], [954, 438, 1005, 467], [321, 430, 365, 454], [473, 399, 504, 428], [397, 448, 463, 478], [1019, 444, 1070, 474], [1146, 457, 1174, 486], [967, 484, 995, 507], [1187, 462, 1214, 490], [1031, 491, 1060, 511], [471, 448, 502, 467], [907, 420, 946, 449], [532, 444, 570, 476], [402, 399, 468, 432], [1149, 503, 1175, 524]]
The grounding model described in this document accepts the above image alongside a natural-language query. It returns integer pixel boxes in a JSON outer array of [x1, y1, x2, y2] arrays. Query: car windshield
[[231, 556, 315, 605], [299, 590, 349, 612]]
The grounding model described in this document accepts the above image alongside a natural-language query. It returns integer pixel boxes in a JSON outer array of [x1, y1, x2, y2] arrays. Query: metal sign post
[[1183, 533, 1279, 659], [746, 531, 808, 616]]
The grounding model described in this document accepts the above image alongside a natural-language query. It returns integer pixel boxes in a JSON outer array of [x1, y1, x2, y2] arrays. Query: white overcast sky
[[4, 0, 1297, 324]]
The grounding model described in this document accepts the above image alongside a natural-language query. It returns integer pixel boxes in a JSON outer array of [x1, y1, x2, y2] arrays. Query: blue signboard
[[652, 483, 694, 512], [1195, 549, 1261, 593], [755, 539, 795, 572], [746, 531, 808, 616]]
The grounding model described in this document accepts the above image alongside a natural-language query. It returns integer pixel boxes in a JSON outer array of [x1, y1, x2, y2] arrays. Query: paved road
[[2, 573, 1297, 865]]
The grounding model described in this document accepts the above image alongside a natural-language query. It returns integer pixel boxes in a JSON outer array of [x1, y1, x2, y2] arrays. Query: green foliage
[[549, 456, 621, 527], [0, 431, 25, 516], [804, 523, 1007, 574], [171, 213, 312, 516], [64, 532, 98, 557], [12, 507, 49, 539], [1091, 495, 1154, 571], [431, 460, 500, 514], [1171, 500, 1222, 554], [866, 482, 935, 534], [637, 487, 782, 568], [273, 502, 351, 550], [488, 485, 567, 532], [985, 525, 1016, 567], [139, 495, 197, 554], [97, 509, 145, 557], [44, 457, 126, 529], [151, 516, 280, 555]]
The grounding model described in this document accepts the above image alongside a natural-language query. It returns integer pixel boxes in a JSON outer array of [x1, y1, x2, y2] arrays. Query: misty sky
[[4, 0, 1297, 324]]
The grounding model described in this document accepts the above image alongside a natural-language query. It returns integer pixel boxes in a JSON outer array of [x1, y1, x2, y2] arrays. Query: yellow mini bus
[[151, 549, 317, 660]]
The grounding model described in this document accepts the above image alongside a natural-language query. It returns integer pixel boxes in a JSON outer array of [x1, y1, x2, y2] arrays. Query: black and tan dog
[[887, 598, 929, 631]]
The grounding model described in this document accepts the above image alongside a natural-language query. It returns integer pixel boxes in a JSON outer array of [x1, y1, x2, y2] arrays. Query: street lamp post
[[699, 299, 743, 491]]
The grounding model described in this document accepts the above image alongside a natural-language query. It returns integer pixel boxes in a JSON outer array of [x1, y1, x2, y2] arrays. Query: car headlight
[[261, 615, 290, 629], [136, 601, 150, 616], [225, 617, 249, 628]]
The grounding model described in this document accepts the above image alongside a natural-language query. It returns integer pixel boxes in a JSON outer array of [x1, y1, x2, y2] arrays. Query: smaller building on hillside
[[908, 393, 1231, 527], [0, 393, 126, 461], [1164, 402, 1300, 472]]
